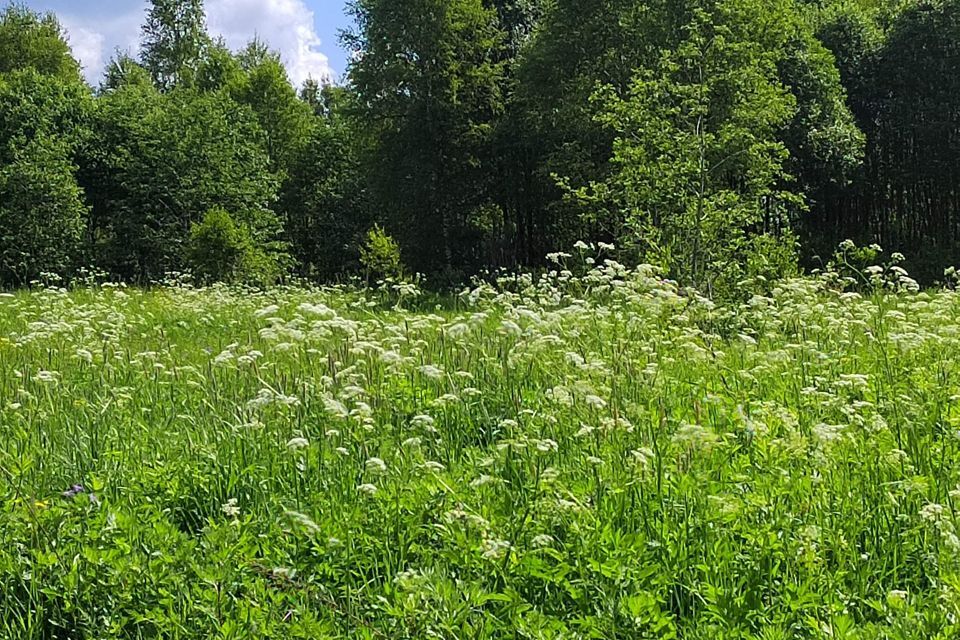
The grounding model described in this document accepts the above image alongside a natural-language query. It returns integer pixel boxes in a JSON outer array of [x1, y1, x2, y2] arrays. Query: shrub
[[187, 208, 280, 285], [359, 225, 404, 282]]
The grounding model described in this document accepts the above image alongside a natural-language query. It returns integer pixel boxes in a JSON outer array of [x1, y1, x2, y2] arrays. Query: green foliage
[[0, 137, 87, 285], [299, 83, 351, 120], [511, 0, 651, 257], [2, 0, 959, 293], [140, 0, 210, 90], [282, 114, 371, 280], [187, 208, 281, 285], [512, 0, 864, 283], [100, 54, 153, 93], [486, 0, 545, 57], [0, 3, 80, 81], [345, 0, 506, 278], [194, 39, 245, 92], [2, 266, 960, 636], [226, 41, 314, 171], [809, 0, 883, 118], [80, 85, 284, 281], [776, 6, 866, 196], [188, 208, 247, 284], [359, 225, 403, 281], [572, 0, 802, 296], [0, 69, 91, 285], [806, 0, 960, 280]]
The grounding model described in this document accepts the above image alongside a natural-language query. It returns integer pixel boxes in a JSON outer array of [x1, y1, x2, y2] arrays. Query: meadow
[[2, 251, 960, 639]]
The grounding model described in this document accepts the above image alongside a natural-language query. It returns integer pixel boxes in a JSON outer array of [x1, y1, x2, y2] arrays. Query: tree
[[359, 225, 403, 282], [510, 0, 660, 261], [0, 70, 91, 285], [101, 53, 153, 93], [0, 139, 88, 285], [80, 85, 284, 281], [195, 39, 244, 93], [344, 0, 506, 278], [485, 0, 544, 58], [0, 3, 81, 81], [809, 0, 960, 279], [281, 111, 370, 279], [775, 2, 865, 242], [576, 0, 801, 295], [140, 0, 210, 90], [227, 41, 314, 171], [299, 81, 349, 120], [511, 0, 862, 273], [810, 0, 883, 116]]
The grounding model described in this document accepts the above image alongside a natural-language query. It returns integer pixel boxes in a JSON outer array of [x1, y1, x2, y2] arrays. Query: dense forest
[[1, 0, 959, 292]]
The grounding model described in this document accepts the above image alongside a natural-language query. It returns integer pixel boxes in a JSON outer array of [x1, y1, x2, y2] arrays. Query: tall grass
[[1, 254, 959, 638]]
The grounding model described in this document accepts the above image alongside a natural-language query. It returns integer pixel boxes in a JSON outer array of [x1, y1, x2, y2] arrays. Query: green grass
[[2, 260, 960, 638]]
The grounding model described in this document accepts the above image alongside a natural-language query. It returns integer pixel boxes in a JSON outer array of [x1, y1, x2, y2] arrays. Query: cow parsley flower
[[531, 534, 555, 549], [222, 498, 240, 518], [418, 365, 444, 381], [358, 483, 379, 496], [286, 437, 309, 452], [365, 457, 387, 474], [481, 538, 511, 560]]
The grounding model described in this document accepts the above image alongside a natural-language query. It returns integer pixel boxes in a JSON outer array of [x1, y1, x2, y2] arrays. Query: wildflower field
[[3, 257, 960, 639]]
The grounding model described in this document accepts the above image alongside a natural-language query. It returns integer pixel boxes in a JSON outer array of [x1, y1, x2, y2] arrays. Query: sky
[[20, 0, 352, 86]]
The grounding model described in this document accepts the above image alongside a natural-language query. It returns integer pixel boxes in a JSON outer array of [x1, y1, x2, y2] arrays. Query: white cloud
[[55, 0, 333, 87], [60, 11, 143, 84], [207, 0, 334, 86], [59, 18, 106, 79]]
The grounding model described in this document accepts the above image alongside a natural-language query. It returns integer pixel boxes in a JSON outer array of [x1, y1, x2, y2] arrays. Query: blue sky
[[20, 0, 352, 85]]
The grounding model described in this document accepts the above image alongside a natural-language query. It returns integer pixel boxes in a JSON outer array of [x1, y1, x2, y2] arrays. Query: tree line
[[1, 0, 958, 291]]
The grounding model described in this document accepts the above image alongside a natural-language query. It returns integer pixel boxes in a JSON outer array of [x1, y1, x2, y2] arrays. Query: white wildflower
[[357, 483, 379, 496], [221, 498, 240, 519], [365, 457, 388, 474], [535, 439, 559, 453], [447, 323, 470, 339], [284, 510, 321, 534], [531, 534, 555, 549], [481, 538, 511, 560], [32, 370, 59, 385], [540, 467, 560, 484], [470, 474, 496, 488], [499, 320, 522, 337], [286, 437, 310, 452], [921, 503, 945, 523], [418, 365, 444, 381], [812, 423, 846, 444], [255, 304, 280, 318], [584, 395, 607, 410], [671, 423, 718, 450], [411, 414, 436, 431]]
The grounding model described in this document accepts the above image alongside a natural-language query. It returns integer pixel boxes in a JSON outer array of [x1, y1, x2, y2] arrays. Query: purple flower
[[61, 484, 87, 500]]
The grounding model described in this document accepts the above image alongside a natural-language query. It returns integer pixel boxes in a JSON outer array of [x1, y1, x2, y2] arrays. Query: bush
[[0, 137, 87, 286], [187, 208, 280, 285], [359, 225, 404, 282]]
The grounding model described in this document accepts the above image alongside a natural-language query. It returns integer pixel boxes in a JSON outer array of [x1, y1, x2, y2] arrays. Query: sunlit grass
[[2, 255, 960, 638]]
